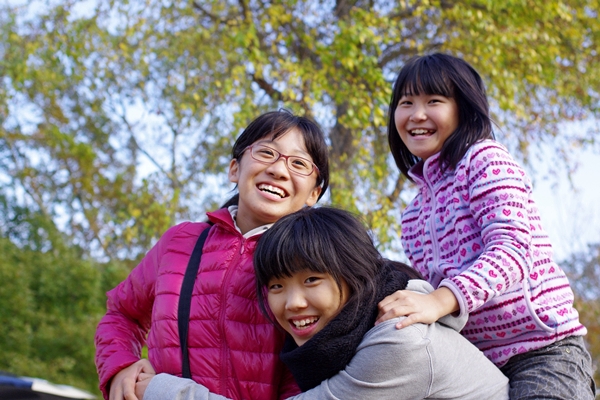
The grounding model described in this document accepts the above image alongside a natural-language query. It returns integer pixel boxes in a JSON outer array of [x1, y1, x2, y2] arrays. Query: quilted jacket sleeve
[[277, 365, 301, 399], [94, 224, 186, 399]]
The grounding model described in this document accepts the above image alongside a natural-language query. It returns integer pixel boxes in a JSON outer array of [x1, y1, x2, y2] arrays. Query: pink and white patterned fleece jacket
[[401, 140, 586, 367]]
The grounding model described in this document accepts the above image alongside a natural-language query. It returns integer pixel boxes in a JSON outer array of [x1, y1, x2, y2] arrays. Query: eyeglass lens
[[251, 145, 314, 175]]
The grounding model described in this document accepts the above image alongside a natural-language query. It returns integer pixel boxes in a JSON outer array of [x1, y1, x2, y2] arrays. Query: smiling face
[[228, 128, 321, 234], [394, 93, 459, 161], [267, 270, 349, 346]]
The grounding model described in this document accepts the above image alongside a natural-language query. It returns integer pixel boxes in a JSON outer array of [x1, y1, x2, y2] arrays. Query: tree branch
[[193, 1, 234, 24], [335, 0, 358, 19], [387, 174, 406, 204], [251, 73, 284, 102]]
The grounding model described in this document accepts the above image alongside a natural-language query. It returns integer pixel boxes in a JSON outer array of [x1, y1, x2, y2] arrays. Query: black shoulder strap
[[178, 226, 211, 379]]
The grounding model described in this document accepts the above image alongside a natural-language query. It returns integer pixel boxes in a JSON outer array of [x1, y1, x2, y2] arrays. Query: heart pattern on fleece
[[400, 140, 586, 368]]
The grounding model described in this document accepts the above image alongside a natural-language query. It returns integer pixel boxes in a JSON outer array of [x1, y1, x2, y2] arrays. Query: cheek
[[267, 295, 276, 312], [393, 108, 401, 124], [394, 108, 408, 131], [267, 296, 284, 321]]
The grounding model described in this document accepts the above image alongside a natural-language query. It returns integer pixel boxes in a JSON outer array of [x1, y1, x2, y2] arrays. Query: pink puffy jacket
[[95, 208, 299, 400]]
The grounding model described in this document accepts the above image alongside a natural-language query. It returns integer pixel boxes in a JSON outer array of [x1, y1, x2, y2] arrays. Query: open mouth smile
[[258, 184, 287, 198], [291, 316, 319, 329], [409, 128, 435, 136]]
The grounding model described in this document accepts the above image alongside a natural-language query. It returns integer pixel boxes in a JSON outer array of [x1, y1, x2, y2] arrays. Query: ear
[[305, 185, 321, 207], [228, 159, 240, 184]]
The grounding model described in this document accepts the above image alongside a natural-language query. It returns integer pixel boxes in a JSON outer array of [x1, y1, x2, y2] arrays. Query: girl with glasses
[[95, 110, 330, 400]]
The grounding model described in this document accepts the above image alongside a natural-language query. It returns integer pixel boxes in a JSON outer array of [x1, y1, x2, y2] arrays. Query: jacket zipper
[[219, 236, 245, 395], [424, 172, 440, 274]]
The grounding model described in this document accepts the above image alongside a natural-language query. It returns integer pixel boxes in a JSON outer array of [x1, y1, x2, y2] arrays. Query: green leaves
[[2, 0, 599, 257], [0, 231, 128, 396], [445, 0, 600, 140], [1, 0, 600, 392], [562, 242, 600, 385]]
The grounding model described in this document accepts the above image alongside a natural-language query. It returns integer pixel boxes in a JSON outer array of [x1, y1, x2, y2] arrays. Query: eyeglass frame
[[242, 144, 320, 177]]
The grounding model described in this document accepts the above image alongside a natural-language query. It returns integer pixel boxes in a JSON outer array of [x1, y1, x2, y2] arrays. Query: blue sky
[[4, 0, 599, 263], [532, 147, 600, 261]]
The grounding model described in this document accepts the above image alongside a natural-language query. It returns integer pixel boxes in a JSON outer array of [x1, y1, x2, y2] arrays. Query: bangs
[[254, 218, 334, 288], [269, 122, 296, 141], [258, 245, 330, 284], [397, 60, 455, 98]]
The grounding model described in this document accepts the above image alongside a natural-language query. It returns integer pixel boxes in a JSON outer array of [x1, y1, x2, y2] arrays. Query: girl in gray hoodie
[[138, 207, 509, 400]]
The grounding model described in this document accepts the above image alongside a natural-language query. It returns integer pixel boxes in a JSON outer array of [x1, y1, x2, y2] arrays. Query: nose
[[265, 157, 290, 178], [285, 287, 308, 311], [410, 104, 427, 122]]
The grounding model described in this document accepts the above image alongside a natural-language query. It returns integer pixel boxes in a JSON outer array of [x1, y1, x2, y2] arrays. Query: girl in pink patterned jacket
[[377, 53, 596, 399]]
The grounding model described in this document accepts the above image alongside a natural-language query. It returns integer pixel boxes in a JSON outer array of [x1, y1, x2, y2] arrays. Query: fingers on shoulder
[[400, 314, 421, 327]]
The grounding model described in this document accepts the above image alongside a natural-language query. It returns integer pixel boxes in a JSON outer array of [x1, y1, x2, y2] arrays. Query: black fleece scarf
[[279, 265, 409, 391]]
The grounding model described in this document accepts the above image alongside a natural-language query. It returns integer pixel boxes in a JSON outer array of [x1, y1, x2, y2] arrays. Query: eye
[[290, 157, 311, 169], [256, 146, 277, 159], [304, 276, 321, 285], [398, 99, 412, 106], [268, 283, 283, 291], [429, 95, 450, 104]]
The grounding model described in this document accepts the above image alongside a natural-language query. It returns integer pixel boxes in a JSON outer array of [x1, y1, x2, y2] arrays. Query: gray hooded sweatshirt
[[143, 280, 509, 400]]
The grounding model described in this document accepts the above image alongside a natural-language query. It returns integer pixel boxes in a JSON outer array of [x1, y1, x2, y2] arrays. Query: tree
[[0, 200, 129, 395], [2, 0, 599, 260], [2, 1, 600, 393], [562, 242, 600, 388]]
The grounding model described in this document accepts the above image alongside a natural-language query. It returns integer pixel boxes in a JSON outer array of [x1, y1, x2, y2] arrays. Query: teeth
[[410, 129, 432, 135], [258, 184, 285, 198], [292, 317, 319, 328]]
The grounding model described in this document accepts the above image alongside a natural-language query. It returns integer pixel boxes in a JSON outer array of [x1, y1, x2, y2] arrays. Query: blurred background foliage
[[1, 0, 599, 395]]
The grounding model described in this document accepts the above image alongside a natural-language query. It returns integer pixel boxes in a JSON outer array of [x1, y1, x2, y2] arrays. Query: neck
[[230, 205, 257, 235], [230, 207, 273, 238]]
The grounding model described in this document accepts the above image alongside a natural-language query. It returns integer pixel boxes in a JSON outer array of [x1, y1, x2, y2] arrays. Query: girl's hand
[[134, 372, 156, 400], [376, 287, 459, 329], [109, 359, 155, 400]]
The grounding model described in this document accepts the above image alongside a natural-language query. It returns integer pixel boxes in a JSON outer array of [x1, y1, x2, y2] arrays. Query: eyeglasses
[[244, 144, 319, 176]]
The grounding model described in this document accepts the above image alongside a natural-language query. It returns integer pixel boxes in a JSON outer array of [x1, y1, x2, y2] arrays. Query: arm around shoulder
[[287, 319, 509, 400], [444, 142, 534, 314], [143, 374, 229, 400], [287, 320, 432, 400]]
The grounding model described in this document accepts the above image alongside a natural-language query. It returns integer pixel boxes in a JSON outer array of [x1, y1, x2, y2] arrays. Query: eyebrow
[[255, 140, 312, 158]]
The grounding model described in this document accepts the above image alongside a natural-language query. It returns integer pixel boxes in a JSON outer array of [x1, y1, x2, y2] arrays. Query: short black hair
[[388, 53, 494, 178], [221, 109, 329, 208], [254, 207, 384, 321]]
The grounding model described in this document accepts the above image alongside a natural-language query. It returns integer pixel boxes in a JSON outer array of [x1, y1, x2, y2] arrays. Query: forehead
[[255, 128, 310, 155]]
